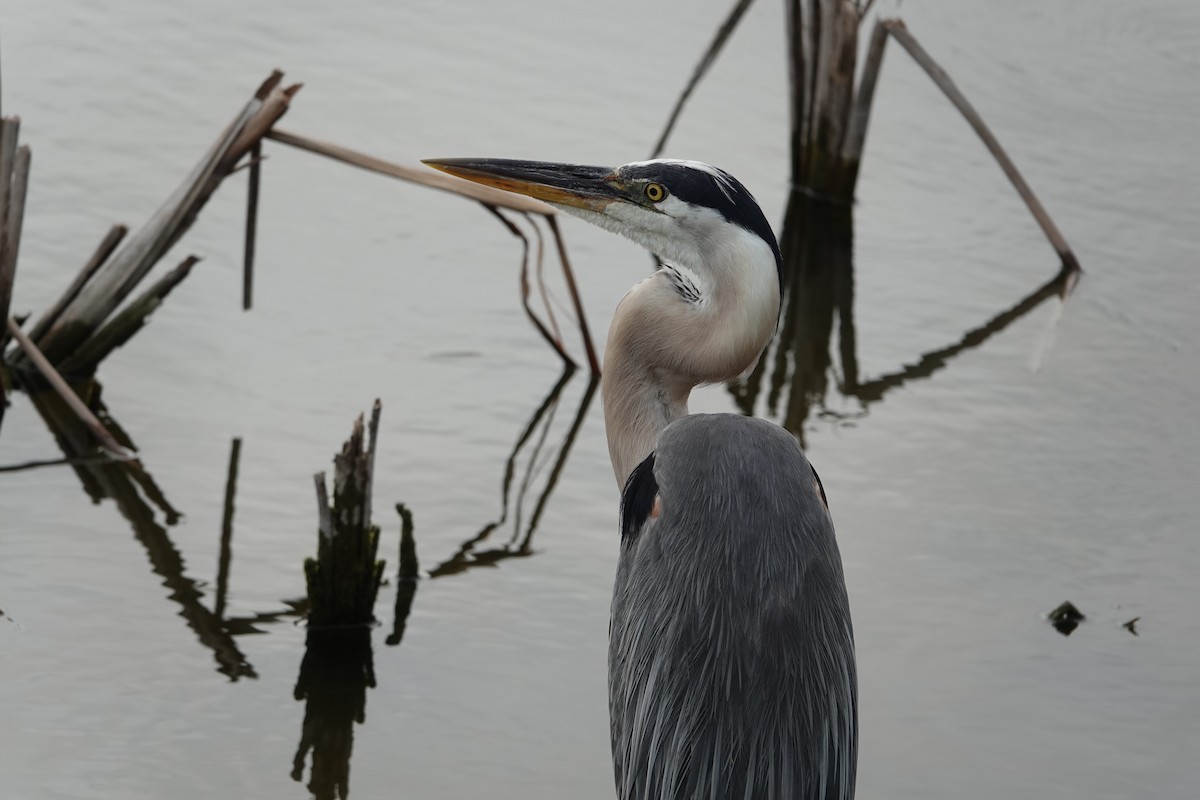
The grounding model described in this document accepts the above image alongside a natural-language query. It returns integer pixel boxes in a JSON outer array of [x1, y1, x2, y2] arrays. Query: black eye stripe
[[620, 162, 782, 295]]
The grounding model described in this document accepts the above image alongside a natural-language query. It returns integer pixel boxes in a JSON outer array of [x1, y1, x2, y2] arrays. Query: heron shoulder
[[609, 413, 857, 800]]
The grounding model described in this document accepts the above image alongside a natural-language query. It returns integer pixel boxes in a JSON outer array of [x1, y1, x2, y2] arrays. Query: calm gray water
[[2, 0, 1198, 797]]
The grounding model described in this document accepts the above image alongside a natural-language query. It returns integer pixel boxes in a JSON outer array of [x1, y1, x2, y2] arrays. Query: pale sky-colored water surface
[[1, 1, 1198, 798]]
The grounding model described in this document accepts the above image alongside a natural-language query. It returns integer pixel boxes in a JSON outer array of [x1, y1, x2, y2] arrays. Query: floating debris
[[1122, 617, 1140, 636], [1048, 601, 1086, 636]]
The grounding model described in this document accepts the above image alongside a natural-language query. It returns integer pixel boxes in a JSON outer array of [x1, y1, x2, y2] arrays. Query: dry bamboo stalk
[[884, 20, 1082, 271], [265, 128, 555, 216], [650, 0, 755, 158], [23, 224, 128, 346], [5, 317, 131, 458]]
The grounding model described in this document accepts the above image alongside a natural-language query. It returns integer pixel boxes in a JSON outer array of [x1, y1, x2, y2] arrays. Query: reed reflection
[[425, 365, 597, 580], [15, 391, 308, 678], [291, 627, 375, 800], [730, 193, 1079, 440]]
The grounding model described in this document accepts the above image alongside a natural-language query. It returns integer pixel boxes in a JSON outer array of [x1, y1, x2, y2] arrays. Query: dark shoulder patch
[[620, 452, 658, 541]]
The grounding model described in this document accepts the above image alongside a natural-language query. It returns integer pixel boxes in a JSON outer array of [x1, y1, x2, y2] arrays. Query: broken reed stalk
[[546, 215, 600, 374], [266, 127, 601, 372], [5, 317, 131, 458], [484, 206, 575, 369], [839, 18, 888, 188], [304, 402, 386, 627], [788, 0, 864, 195], [0, 116, 30, 351], [243, 142, 261, 311], [265, 128, 554, 215], [526, 212, 566, 353], [55, 255, 200, 377], [23, 225, 128, 346], [882, 20, 1082, 272], [32, 72, 301, 366]]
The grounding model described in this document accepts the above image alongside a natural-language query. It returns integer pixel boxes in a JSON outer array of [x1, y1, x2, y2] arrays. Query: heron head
[[422, 157, 782, 290]]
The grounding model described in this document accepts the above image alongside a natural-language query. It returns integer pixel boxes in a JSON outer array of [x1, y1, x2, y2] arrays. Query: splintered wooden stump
[[304, 400, 385, 627]]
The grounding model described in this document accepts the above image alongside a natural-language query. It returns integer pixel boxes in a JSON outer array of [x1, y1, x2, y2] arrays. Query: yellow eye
[[644, 182, 667, 203]]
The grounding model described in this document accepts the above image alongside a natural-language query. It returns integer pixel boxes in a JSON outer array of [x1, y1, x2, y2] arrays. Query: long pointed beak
[[422, 158, 623, 211]]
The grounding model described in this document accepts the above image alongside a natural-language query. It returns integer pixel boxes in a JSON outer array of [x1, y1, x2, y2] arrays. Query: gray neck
[[602, 349, 690, 488]]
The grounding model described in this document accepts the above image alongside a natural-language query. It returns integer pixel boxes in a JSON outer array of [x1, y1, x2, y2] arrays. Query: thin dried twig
[[524, 212, 565, 349], [546, 216, 600, 375], [5, 317, 132, 458], [485, 206, 575, 368], [266, 128, 555, 215], [884, 20, 1082, 272]]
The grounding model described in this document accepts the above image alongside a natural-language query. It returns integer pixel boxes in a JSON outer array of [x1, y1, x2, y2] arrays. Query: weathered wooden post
[[304, 400, 386, 627], [0, 114, 31, 429], [786, 0, 866, 196]]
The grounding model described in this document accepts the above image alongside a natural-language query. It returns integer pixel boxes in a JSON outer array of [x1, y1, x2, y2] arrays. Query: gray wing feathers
[[610, 414, 857, 800]]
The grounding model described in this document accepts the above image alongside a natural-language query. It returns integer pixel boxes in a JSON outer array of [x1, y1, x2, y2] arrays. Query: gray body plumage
[[610, 414, 857, 800]]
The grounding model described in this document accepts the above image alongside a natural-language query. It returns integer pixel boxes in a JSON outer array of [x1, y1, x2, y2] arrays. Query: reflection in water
[[731, 192, 1079, 441], [386, 503, 419, 647], [291, 627, 376, 800], [427, 365, 597, 578], [12, 353, 598, 796], [290, 367, 595, 796], [729, 194, 855, 447], [22, 387, 307, 678]]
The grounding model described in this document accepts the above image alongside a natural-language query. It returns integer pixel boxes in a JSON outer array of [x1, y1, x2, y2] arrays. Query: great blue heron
[[424, 158, 857, 800]]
